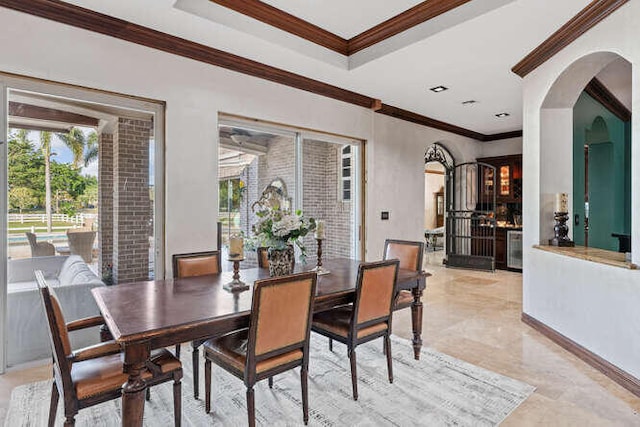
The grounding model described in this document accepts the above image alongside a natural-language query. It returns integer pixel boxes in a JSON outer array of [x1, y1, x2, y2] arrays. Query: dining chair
[[203, 271, 317, 426], [172, 250, 221, 399], [383, 239, 424, 311], [35, 270, 183, 427], [26, 232, 55, 257], [311, 259, 399, 400]]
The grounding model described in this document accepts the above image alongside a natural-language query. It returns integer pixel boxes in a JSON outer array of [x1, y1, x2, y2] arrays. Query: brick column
[[113, 118, 152, 283], [98, 132, 114, 275]]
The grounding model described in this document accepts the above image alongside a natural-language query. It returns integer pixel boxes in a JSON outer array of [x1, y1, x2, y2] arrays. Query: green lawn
[[8, 221, 77, 233]]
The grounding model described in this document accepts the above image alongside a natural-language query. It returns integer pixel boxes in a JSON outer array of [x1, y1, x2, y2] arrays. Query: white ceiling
[[60, 0, 613, 135], [261, 0, 424, 39]]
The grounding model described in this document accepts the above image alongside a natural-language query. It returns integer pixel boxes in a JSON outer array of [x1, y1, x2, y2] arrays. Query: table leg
[[410, 287, 423, 360], [122, 342, 150, 427]]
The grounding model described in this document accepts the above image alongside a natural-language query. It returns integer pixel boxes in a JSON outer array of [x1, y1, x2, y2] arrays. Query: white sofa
[[7, 255, 105, 367]]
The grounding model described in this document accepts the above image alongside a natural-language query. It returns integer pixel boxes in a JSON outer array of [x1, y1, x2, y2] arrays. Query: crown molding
[[0, 0, 522, 142], [585, 77, 631, 122], [348, 0, 472, 55], [482, 130, 523, 142], [208, 0, 348, 55], [209, 0, 472, 56], [377, 104, 485, 140], [512, 0, 629, 78]]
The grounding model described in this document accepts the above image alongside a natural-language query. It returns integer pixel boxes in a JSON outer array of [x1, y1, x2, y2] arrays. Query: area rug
[[4, 335, 534, 426]]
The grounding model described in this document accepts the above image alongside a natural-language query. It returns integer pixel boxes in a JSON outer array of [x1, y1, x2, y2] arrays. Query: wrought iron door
[[445, 162, 496, 271]]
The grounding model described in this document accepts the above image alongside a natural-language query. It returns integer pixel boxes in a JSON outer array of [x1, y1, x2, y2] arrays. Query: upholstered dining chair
[[35, 270, 183, 427], [66, 230, 96, 263], [312, 259, 399, 400], [203, 271, 317, 427], [383, 239, 424, 312], [172, 250, 222, 398], [26, 232, 55, 257]]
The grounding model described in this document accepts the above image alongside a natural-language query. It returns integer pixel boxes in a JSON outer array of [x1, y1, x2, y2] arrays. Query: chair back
[[246, 272, 317, 368], [173, 251, 221, 278], [26, 232, 55, 257], [35, 270, 75, 398], [383, 239, 424, 271], [352, 260, 399, 329], [67, 230, 96, 263], [256, 246, 295, 270]]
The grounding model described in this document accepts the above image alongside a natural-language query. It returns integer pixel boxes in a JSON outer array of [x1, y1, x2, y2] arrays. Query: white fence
[[8, 213, 97, 224]]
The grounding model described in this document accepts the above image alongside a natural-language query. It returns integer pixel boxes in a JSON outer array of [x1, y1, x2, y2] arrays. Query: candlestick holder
[[549, 211, 574, 247], [311, 238, 330, 275], [224, 256, 249, 291]]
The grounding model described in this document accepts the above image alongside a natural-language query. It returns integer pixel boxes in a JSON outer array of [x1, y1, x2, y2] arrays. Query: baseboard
[[521, 312, 640, 397]]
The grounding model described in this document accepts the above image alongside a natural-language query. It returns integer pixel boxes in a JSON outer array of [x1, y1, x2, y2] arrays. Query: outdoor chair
[[26, 232, 55, 257], [312, 259, 399, 400], [203, 272, 317, 426], [35, 270, 183, 427], [383, 239, 424, 311], [172, 250, 222, 398], [66, 230, 96, 263]]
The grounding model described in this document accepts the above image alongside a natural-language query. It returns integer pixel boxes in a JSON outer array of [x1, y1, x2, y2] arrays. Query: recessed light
[[495, 112, 510, 118], [462, 100, 477, 105], [429, 85, 448, 93]]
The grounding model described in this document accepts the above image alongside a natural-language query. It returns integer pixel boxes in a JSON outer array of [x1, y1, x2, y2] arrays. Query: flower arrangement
[[253, 208, 316, 263]]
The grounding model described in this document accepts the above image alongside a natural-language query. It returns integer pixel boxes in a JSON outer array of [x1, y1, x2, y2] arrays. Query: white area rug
[[4, 335, 534, 426]]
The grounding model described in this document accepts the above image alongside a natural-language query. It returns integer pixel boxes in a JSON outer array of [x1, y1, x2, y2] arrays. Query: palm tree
[[41, 131, 53, 232], [56, 127, 86, 168], [83, 131, 99, 166]]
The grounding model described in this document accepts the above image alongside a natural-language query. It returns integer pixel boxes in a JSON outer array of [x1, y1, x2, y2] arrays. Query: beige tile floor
[[1, 252, 638, 425]]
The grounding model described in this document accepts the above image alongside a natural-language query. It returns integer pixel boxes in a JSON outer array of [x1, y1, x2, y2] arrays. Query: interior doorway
[[424, 143, 454, 265]]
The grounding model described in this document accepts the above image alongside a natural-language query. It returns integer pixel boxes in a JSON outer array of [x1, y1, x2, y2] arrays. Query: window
[[341, 145, 352, 201]]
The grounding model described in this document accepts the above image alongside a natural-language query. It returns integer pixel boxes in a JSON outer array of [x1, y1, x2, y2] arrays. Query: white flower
[[272, 214, 302, 237]]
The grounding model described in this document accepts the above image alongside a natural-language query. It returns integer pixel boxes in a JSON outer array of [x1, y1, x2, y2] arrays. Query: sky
[[20, 126, 98, 177]]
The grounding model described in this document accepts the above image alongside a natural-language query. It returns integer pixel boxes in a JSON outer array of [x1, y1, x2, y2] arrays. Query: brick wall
[[232, 136, 354, 267], [302, 140, 353, 260], [112, 117, 152, 283], [98, 132, 114, 275]]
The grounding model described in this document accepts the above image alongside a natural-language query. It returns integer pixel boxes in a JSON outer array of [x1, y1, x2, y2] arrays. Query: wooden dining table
[[92, 258, 428, 427]]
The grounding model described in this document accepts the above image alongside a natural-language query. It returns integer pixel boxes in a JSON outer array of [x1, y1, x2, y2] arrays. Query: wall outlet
[[381, 211, 389, 220]]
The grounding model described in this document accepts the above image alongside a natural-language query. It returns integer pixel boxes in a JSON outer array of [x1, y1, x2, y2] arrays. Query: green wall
[[572, 92, 631, 251]]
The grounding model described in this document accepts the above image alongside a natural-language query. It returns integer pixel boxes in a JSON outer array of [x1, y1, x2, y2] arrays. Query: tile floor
[[1, 252, 638, 425]]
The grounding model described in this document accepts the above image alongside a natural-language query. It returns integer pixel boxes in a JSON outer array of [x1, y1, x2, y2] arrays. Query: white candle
[[229, 236, 243, 257], [555, 193, 568, 213], [315, 220, 325, 240]]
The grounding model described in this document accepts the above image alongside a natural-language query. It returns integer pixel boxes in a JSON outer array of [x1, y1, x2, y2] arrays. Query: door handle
[[574, 214, 580, 226]]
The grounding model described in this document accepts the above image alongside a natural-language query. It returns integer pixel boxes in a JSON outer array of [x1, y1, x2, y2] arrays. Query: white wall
[[521, 1, 640, 378], [479, 137, 523, 157], [0, 9, 482, 273]]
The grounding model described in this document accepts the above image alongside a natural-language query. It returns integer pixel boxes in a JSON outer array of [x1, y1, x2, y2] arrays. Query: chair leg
[[301, 367, 309, 425], [268, 376, 273, 389], [145, 388, 151, 401], [204, 359, 212, 414], [348, 348, 358, 401], [48, 382, 59, 427], [175, 343, 181, 358], [329, 337, 333, 351], [385, 335, 394, 384], [246, 386, 256, 427], [192, 343, 200, 399], [173, 375, 182, 427]]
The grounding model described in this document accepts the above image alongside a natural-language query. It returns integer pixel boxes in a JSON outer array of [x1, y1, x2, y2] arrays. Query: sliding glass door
[[0, 75, 165, 371], [217, 117, 363, 269]]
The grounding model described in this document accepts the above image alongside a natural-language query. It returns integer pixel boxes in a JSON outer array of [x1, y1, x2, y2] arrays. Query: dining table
[[92, 258, 428, 427]]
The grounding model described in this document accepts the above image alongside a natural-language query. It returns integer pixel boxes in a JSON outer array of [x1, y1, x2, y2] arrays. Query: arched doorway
[[424, 143, 454, 263]]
